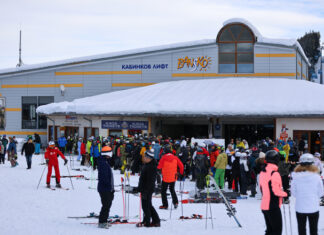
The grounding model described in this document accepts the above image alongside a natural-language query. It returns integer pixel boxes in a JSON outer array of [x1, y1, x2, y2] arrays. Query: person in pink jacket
[[259, 150, 287, 235]]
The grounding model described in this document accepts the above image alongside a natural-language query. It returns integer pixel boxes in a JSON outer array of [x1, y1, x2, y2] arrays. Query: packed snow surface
[[2, 154, 324, 235], [37, 78, 324, 116], [0, 18, 308, 75]]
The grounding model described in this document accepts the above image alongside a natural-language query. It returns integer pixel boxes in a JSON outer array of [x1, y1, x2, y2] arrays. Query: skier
[[0, 141, 4, 164], [157, 144, 184, 209], [291, 153, 324, 235], [45, 141, 68, 188], [119, 141, 128, 174], [231, 151, 241, 193], [97, 146, 114, 229], [313, 152, 323, 175], [260, 150, 287, 235], [137, 149, 161, 227], [58, 135, 67, 154], [34, 133, 41, 155], [278, 151, 290, 203], [90, 140, 100, 170], [7, 137, 18, 167], [248, 147, 259, 197], [214, 147, 227, 189], [131, 141, 142, 174], [239, 152, 249, 195], [2, 135, 8, 160], [193, 146, 210, 190], [77, 138, 82, 161], [21, 137, 35, 169]]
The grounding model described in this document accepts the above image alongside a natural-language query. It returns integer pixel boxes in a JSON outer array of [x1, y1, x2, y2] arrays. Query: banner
[[101, 120, 148, 130]]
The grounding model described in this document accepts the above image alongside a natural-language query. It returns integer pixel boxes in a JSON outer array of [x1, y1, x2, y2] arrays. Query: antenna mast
[[16, 30, 23, 67]]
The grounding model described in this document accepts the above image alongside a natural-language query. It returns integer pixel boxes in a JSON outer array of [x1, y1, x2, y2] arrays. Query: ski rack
[[208, 175, 242, 228]]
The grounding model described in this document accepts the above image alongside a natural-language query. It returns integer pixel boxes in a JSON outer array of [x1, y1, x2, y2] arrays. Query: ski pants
[[296, 211, 319, 235], [262, 207, 282, 235], [196, 173, 206, 190], [142, 192, 160, 226], [225, 169, 232, 189], [0, 154, 4, 164], [59, 147, 65, 154], [35, 143, 41, 154], [161, 181, 178, 207], [46, 162, 61, 184], [77, 147, 82, 161], [25, 154, 32, 169], [99, 191, 114, 223], [214, 169, 225, 189], [239, 172, 248, 195]]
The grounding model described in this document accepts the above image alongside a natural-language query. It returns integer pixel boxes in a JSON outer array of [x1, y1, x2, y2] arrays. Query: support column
[[148, 117, 152, 134]]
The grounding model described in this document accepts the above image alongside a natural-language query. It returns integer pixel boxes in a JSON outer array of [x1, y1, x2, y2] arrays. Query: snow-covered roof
[[0, 18, 309, 75], [37, 78, 324, 117]]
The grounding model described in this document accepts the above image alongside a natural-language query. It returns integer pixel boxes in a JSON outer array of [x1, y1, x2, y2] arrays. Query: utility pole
[[16, 30, 23, 67]]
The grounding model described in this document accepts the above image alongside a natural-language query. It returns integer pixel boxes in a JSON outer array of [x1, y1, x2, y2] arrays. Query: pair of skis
[[208, 175, 242, 228], [121, 171, 131, 222]]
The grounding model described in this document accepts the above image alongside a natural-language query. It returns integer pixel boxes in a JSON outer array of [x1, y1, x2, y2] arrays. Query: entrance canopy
[[37, 78, 324, 117]]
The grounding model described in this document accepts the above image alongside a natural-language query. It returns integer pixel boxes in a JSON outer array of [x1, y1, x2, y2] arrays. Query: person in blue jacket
[[7, 137, 18, 167], [152, 141, 161, 161], [58, 136, 67, 154], [91, 140, 100, 170], [97, 146, 114, 229]]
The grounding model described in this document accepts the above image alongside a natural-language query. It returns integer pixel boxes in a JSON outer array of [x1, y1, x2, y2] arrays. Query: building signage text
[[122, 64, 168, 70], [177, 56, 211, 71], [102, 120, 148, 130]]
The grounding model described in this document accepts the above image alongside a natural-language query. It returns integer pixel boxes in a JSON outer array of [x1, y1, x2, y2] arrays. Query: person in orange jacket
[[45, 141, 68, 188], [157, 144, 184, 209]]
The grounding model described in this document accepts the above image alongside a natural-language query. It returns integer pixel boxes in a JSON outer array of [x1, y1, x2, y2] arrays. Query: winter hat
[[259, 152, 266, 159], [299, 153, 314, 165], [145, 149, 155, 159]]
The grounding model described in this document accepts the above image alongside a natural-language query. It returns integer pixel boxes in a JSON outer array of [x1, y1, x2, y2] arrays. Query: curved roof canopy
[[37, 78, 324, 117]]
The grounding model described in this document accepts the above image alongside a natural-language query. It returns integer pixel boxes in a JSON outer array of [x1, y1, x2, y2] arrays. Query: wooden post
[[148, 117, 152, 134]]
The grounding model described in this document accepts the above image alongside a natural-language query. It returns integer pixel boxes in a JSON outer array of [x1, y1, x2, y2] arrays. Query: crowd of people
[[2, 132, 324, 234]]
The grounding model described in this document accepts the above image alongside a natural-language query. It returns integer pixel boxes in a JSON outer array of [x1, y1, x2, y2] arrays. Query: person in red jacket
[[45, 141, 68, 188], [80, 139, 86, 166], [157, 144, 184, 209], [260, 150, 287, 235]]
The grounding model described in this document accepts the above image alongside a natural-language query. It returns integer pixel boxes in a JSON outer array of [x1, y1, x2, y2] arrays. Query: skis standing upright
[[205, 175, 214, 229], [208, 175, 242, 228]]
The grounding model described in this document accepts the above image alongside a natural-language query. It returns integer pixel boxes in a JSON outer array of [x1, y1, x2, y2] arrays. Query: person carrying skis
[[260, 150, 287, 235], [45, 141, 68, 188], [21, 137, 35, 169], [291, 153, 324, 235], [157, 144, 184, 209], [97, 146, 114, 229], [137, 149, 160, 227]]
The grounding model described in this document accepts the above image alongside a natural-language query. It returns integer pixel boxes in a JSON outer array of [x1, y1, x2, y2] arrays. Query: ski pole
[[66, 164, 74, 190], [180, 180, 184, 219], [139, 193, 142, 222], [121, 177, 126, 221], [36, 164, 47, 189], [127, 172, 130, 220], [169, 203, 173, 220]]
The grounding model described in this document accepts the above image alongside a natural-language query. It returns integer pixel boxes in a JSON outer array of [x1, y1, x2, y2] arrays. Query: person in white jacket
[[291, 153, 324, 235], [313, 152, 323, 175]]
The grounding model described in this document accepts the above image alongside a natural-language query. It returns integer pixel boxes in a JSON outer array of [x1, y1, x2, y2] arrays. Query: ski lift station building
[[0, 18, 323, 153]]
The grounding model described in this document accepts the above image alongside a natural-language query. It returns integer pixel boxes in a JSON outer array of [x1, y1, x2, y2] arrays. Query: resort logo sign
[[177, 56, 212, 72]]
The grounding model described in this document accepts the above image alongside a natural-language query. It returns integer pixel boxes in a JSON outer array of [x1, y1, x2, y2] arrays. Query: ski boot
[[46, 184, 51, 188], [159, 205, 168, 210], [98, 222, 110, 229], [174, 203, 178, 209], [56, 183, 62, 188]]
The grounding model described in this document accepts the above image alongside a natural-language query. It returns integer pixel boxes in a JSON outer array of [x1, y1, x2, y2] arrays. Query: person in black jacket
[[21, 138, 35, 169], [137, 149, 160, 227], [97, 146, 114, 229]]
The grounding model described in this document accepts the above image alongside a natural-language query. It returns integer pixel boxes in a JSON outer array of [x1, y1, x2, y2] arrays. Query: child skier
[[45, 141, 68, 188]]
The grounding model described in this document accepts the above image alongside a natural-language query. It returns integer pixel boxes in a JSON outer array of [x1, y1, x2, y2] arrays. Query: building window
[[217, 24, 255, 73], [22, 96, 54, 129]]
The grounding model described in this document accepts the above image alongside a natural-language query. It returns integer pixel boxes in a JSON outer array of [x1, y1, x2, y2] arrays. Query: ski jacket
[[58, 137, 67, 148], [157, 153, 184, 183], [45, 147, 66, 163], [2, 138, 8, 148], [178, 146, 189, 165], [138, 159, 157, 193], [210, 150, 219, 167], [90, 145, 100, 158], [7, 142, 17, 154], [97, 156, 114, 193], [291, 171, 324, 213], [119, 145, 127, 162], [314, 158, 323, 174], [193, 152, 210, 175], [259, 163, 287, 211], [21, 142, 35, 156], [152, 143, 161, 160], [80, 142, 86, 155], [34, 134, 41, 144], [86, 141, 92, 153], [214, 152, 227, 170]]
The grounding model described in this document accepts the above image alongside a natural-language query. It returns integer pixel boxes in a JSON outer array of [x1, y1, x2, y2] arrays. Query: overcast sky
[[0, 0, 323, 69]]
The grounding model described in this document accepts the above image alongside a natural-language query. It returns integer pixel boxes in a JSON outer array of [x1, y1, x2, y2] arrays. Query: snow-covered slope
[[2, 155, 324, 235], [37, 78, 324, 117]]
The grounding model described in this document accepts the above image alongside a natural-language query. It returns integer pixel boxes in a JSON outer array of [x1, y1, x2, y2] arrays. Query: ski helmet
[[314, 152, 321, 158], [49, 141, 55, 148], [265, 150, 280, 165], [144, 149, 155, 159], [101, 146, 112, 157], [299, 153, 314, 165]]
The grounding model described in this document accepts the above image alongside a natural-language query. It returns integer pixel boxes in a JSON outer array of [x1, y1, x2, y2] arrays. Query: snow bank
[[37, 78, 324, 117]]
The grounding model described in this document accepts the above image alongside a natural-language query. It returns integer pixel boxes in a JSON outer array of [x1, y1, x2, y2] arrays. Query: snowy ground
[[1, 154, 324, 235]]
